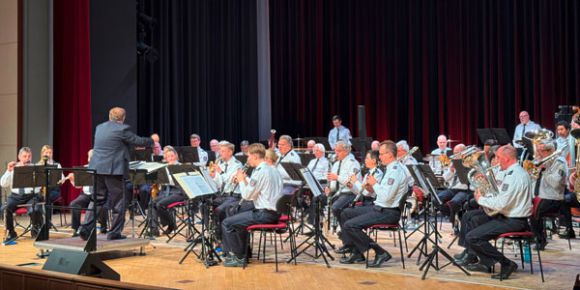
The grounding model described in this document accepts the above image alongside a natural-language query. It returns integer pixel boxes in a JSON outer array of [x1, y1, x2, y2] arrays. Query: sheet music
[[198, 167, 218, 193], [299, 168, 323, 197], [129, 161, 167, 173], [173, 172, 215, 199]]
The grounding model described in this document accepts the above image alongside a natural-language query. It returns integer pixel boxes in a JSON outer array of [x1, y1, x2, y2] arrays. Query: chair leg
[[398, 229, 405, 269], [243, 232, 250, 269], [262, 232, 267, 263], [274, 232, 279, 272], [535, 241, 545, 282], [527, 239, 534, 275]]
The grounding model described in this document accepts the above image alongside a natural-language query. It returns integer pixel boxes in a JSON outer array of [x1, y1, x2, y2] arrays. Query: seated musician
[[221, 143, 283, 267], [325, 141, 361, 228], [396, 140, 422, 228], [264, 149, 278, 166], [483, 139, 498, 161], [1, 147, 43, 242], [209, 139, 221, 160], [306, 140, 316, 153], [437, 144, 472, 229], [149, 146, 186, 236], [336, 141, 408, 267], [235, 140, 249, 156], [430, 135, 452, 174], [464, 145, 532, 279], [275, 135, 302, 195], [530, 141, 567, 250], [189, 133, 209, 166], [305, 143, 330, 227], [371, 140, 380, 151], [210, 141, 243, 240], [35, 145, 64, 203], [559, 170, 579, 239], [68, 149, 108, 236]]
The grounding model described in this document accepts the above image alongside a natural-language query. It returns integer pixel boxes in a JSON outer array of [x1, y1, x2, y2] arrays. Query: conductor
[[78, 107, 153, 240]]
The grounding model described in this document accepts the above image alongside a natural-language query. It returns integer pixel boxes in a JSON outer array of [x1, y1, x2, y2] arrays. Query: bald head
[[436, 135, 448, 150], [109, 107, 126, 123], [453, 144, 466, 154]]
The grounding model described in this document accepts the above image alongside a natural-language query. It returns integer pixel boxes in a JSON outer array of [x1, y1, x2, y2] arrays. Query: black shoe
[[455, 254, 478, 266], [558, 230, 576, 239], [339, 253, 365, 264], [453, 249, 468, 260], [3, 231, 17, 243], [164, 224, 176, 235], [301, 230, 314, 236], [466, 263, 492, 273], [72, 231, 79, 238], [492, 261, 518, 280], [368, 251, 392, 268], [150, 228, 160, 237], [335, 245, 352, 254], [534, 240, 547, 251], [78, 228, 90, 241], [100, 227, 108, 234], [107, 233, 127, 240]]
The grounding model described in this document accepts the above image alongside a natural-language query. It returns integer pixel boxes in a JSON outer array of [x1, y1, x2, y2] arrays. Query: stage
[[34, 234, 150, 254], [0, 216, 578, 289]]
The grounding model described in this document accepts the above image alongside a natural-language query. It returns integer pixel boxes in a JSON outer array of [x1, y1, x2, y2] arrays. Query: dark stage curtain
[[53, 0, 93, 203], [137, 0, 259, 147], [269, 0, 580, 150]]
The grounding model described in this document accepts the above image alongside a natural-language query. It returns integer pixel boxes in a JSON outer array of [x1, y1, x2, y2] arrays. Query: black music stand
[[286, 167, 335, 267], [412, 148, 425, 164], [207, 151, 217, 163], [130, 147, 153, 162], [408, 165, 470, 280], [476, 128, 511, 146], [234, 155, 248, 164], [173, 171, 221, 268], [299, 153, 315, 167], [280, 162, 311, 235], [175, 146, 200, 164]]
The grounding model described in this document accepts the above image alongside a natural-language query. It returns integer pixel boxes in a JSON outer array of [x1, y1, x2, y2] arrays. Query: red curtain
[[53, 0, 92, 204], [269, 0, 580, 151]]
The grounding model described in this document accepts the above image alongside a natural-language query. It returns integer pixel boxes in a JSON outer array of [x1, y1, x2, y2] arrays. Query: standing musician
[[221, 143, 283, 267], [68, 149, 108, 236], [512, 111, 541, 150], [189, 134, 209, 166], [430, 135, 452, 174], [529, 141, 567, 250], [149, 146, 185, 236], [1, 147, 43, 242], [437, 144, 472, 229], [78, 107, 153, 241], [328, 115, 352, 150], [275, 135, 302, 195], [465, 145, 532, 280], [336, 141, 408, 267], [325, 141, 361, 225], [210, 141, 243, 240]]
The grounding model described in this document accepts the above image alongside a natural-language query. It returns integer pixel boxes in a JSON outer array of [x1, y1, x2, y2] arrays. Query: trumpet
[[527, 143, 568, 179], [224, 164, 250, 194]]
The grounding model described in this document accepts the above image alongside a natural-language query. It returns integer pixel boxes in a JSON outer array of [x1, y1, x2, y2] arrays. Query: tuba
[[268, 129, 277, 149], [457, 146, 500, 216], [571, 128, 580, 202], [523, 128, 554, 160]]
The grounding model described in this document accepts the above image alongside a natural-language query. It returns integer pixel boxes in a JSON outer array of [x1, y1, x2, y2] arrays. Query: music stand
[[451, 159, 470, 186], [407, 165, 470, 279], [130, 147, 153, 162], [234, 155, 248, 164], [299, 153, 315, 167], [207, 151, 217, 163], [174, 171, 221, 267], [175, 146, 200, 164], [286, 167, 335, 268], [476, 128, 511, 146], [412, 149, 425, 164], [65, 168, 98, 252]]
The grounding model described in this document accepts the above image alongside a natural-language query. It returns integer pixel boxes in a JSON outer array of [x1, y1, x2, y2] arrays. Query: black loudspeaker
[[357, 105, 367, 138], [42, 249, 120, 280]]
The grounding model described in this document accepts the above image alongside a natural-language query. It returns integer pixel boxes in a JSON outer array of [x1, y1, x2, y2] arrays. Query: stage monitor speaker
[[357, 105, 367, 138], [42, 249, 120, 281]]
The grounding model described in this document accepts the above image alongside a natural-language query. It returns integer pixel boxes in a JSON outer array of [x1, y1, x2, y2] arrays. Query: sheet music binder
[[451, 159, 471, 185], [173, 172, 216, 199], [13, 165, 60, 188]]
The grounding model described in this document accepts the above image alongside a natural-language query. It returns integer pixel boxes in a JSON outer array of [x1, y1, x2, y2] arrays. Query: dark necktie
[[522, 124, 527, 136], [312, 159, 319, 172], [336, 127, 340, 142], [222, 162, 228, 175], [534, 168, 544, 197], [336, 160, 342, 175]]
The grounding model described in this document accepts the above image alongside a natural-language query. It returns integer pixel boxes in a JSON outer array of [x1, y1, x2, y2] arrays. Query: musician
[[512, 110, 541, 149], [347, 150, 383, 206], [437, 144, 472, 228], [189, 133, 209, 166], [78, 107, 153, 241], [0, 147, 43, 242], [149, 146, 185, 236], [530, 141, 567, 250], [276, 135, 302, 195], [235, 140, 249, 156], [560, 171, 579, 238], [69, 149, 108, 236], [555, 121, 576, 166], [151, 133, 162, 156], [265, 149, 279, 166], [36, 145, 64, 203], [209, 139, 221, 160], [210, 141, 243, 240], [326, 141, 361, 226], [307, 140, 316, 153], [396, 140, 417, 186], [430, 135, 452, 173], [221, 143, 283, 267], [337, 141, 407, 267], [397, 140, 422, 227], [465, 145, 532, 279], [328, 115, 352, 150], [305, 143, 330, 226], [483, 139, 498, 161]]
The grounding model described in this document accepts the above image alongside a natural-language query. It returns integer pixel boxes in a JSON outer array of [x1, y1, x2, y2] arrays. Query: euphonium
[[458, 146, 500, 216]]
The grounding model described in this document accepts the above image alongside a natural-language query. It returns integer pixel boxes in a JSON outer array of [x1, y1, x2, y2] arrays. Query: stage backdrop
[[269, 0, 580, 150]]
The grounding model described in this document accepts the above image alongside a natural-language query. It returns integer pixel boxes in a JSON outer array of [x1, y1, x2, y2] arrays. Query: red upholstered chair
[[243, 194, 295, 272], [494, 231, 544, 282], [165, 201, 191, 242]]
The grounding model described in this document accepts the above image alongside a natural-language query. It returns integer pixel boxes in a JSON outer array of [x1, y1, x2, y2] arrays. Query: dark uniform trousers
[[531, 198, 561, 244], [82, 175, 125, 237], [150, 189, 186, 229], [465, 216, 529, 267], [340, 205, 400, 253], [2, 193, 43, 233], [221, 209, 279, 257], [560, 190, 580, 230], [332, 192, 356, 222], [437, 189, 473, 224], [212, 195, 242, 240], [70, 193, 108, 231], [457, 208, 491, 248]]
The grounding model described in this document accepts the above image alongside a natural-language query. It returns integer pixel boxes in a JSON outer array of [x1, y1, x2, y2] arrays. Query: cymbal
[[293, 137, 305, 141], [446, 139, 460, 143]]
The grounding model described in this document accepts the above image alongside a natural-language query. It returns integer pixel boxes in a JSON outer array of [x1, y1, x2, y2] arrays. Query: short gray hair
[[279, 135, 293, 148], [313, 143, 325, 153], [335, 141, 351, 152]]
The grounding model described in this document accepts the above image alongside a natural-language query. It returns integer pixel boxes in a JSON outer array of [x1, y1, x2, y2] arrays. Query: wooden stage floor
[[1, 215, 578, 290]]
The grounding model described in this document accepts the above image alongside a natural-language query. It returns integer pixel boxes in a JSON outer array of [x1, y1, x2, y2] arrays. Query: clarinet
[[351, 168, 377, 207]]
